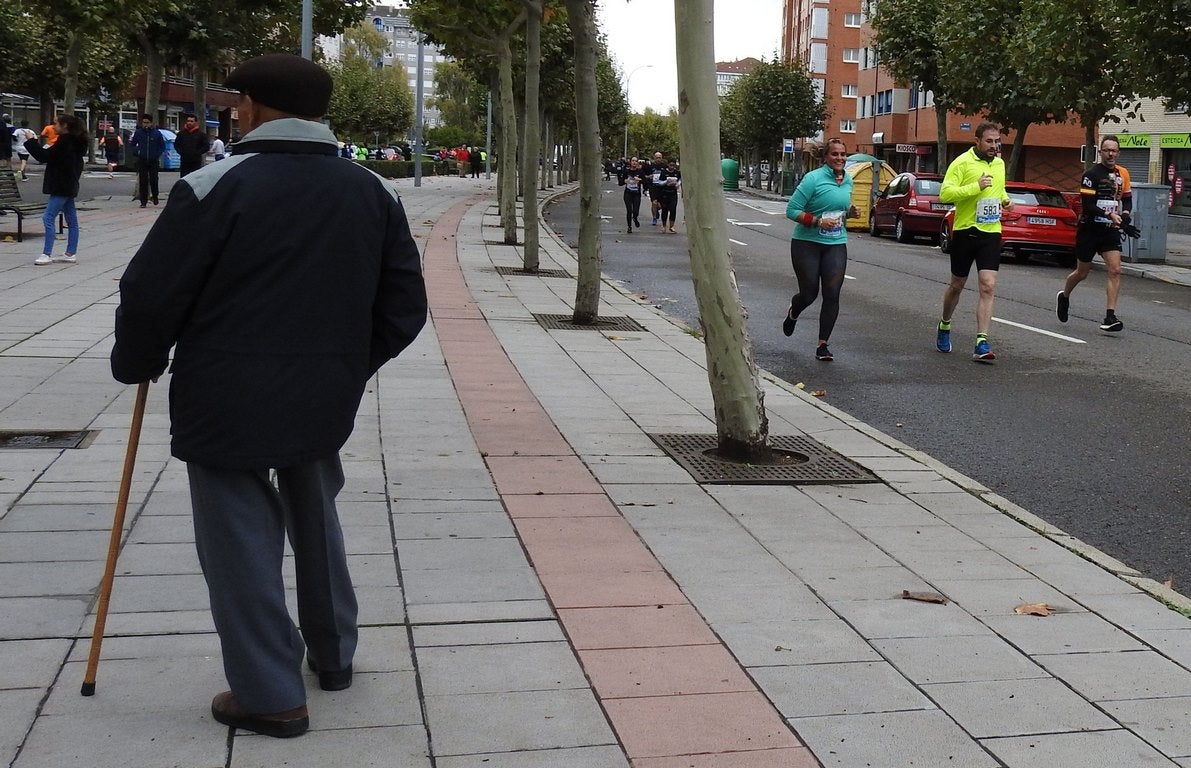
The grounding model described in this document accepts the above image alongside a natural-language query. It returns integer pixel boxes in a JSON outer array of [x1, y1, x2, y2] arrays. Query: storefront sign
[[960, 123, 971, 131], [1160, 133, 1191, 149], [895, 144, 916, 153], [1115, 134, 1150, 148]]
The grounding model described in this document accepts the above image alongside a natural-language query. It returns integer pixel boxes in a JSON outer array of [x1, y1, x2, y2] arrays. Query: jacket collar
[[237, 118, 338, 150]]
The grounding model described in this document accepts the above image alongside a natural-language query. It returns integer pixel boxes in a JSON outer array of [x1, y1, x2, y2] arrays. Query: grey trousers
[[188, 453, 358, 713]]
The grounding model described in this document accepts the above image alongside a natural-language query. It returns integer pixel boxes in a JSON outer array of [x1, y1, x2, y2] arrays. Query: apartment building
[[1102, 98, 1191, 218], [780, 0, 863, 146], [716, 58, 761, 97]]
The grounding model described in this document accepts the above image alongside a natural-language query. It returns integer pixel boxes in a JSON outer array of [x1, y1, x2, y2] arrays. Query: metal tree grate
[[532, 313, 647, 332], [648, 433, 879, 485], [0, 430, 95, 450], [495, 266, 572, 279]]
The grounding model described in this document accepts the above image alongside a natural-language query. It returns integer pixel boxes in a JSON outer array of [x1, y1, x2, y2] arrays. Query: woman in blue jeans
[[24, 114, 87, 265]]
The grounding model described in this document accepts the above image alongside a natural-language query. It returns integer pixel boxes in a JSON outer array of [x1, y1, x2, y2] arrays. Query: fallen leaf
[[1164, 576, 1175, 590], [901, 590, 948, 604], [606, 335, 625, 340], [810, 389, 827, 397], [795, 382, 806, 390], [1014, 602, 1053, 616], [896, 422, 904, 428]]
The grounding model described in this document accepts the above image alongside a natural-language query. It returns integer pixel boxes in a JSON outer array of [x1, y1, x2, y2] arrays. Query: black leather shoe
[[211, 691, 308, 738], [307, 657, 353, 691]]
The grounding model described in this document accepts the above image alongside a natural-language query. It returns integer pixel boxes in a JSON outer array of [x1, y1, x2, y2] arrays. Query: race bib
[[818, 210, 845, 237], [626, 178, 639, 191], [976, 197, 1001, 224], [1096, 199, 1119, 216]]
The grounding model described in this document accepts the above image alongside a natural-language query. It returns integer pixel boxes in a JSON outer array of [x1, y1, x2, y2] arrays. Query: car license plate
[[1027, 216, 1056, 225], [931, 203, 953, 211]]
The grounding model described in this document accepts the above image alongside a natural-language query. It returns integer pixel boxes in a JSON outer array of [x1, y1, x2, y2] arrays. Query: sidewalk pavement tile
[[1074, 592, 1191, 630], [0, 560, 104, 596], [929, 577, 1085, 616], [558, 604, 720, 650], [511, 516, 662, 574], [578, 644, 757, 698], [982, 729, 1180, 767], [0, 638, 72, 688], [390, 510, 515, 539], [502, 492, 619, 518], [1, 596, 89, 639], [826, 597, 990, 638], [537, 568, 688, 608], [14, 712, 226, 768], [1101, 696, 1191, 759], [423, 688, 615, 756], [713, 618, 882, 666], [797, 565, 935, 601], [604, 691, 803, 759], [411, 619, 565, 647], [631, 749, 821, 768], [982, 612, 1151, 654], [872, 635, 1050, 684], [436, 745, 629, 768], [1035, 649, 1191, 700], [679, 580, 836, 624], [417, 641, 589, 695], [229, 724, 430, 768], [924, 677, 1119, 737], [752, 660, 934, 718], [405, 598, 555, 625], [485, 455, 605, 496], [789, 709, 1001, 767]]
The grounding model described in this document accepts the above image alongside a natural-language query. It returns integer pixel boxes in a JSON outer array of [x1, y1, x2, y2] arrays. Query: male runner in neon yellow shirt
[[936, 122, 1013, 362]]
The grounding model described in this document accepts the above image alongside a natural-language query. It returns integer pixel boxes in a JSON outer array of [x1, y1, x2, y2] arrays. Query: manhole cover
[[0, 430, 95, 449], [648, 433, 879, 485], [495, 266, 571, 279], [533, 313, 647, 332]]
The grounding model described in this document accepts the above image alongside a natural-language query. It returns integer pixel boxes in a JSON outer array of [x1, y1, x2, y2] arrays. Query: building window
[[843, 48, 860, 63], [862, 47, 878, 69], [811, 7, 829, 38], [876, 89, 894, 115], [842, 83, 858, 98], [810, 42, 828, 74], [844, 13, 862, 26], [840, 119, 856, 133]]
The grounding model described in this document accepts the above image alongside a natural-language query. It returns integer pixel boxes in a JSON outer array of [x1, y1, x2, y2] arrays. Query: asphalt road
[[545, 179, 1191, 593]]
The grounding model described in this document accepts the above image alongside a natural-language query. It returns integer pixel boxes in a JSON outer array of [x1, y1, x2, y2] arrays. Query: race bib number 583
[[976, 197, 1001, 224]]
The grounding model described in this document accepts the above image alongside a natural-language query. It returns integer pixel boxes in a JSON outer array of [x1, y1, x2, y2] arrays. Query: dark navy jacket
[[111, 118, 427, 469], [130, 126, 165, 161]]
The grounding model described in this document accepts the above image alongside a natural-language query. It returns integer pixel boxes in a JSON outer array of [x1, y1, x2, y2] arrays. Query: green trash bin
[[781, 168, 796, 196], [721, 158, 739, 191]]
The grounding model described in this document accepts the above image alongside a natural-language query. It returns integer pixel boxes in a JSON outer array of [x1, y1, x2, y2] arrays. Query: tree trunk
[[935, 100, 949, 172], [540, 116, 551, 189], [1006, 121, 1028, 181], [521, 3, 542, 270], [1083, 121, 1096, 171], [62, 31, 83, 117], [193, 62, 209, 125], [496, 38, 519, 244], [136, 34, 166, 119], [565, 0, 602, 324], [674, 0, 769, 458], [538, 105, 548, 189]]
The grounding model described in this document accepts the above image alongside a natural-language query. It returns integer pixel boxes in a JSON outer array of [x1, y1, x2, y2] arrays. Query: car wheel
[[939, 222, 951, 253], [895, 217, 912, 243], [869, 211, 880, 237]]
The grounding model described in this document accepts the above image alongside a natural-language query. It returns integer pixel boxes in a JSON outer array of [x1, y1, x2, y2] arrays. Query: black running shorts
[[1075, 225, 1122, 263], [949, 227, 1002, 277]]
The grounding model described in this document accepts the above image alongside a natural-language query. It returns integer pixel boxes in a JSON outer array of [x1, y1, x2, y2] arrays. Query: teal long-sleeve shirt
[[786, 165, 854, 244]]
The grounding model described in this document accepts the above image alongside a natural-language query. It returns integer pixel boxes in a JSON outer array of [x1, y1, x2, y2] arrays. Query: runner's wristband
[[796, 211, 815, 227]]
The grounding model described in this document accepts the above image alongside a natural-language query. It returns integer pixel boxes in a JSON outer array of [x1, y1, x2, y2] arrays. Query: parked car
[[868, 172, 950, 243], [938, 181, 1078, 266]]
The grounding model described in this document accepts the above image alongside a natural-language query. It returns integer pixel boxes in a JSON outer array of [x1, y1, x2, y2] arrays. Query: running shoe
[[634, 217, 640, 227], [1099, 315, 1123, 332], [33, 254, 53, 266], [53, 253, 76, 264], [972, 338, 995, 362], [652, 216, 658, 226], [815, 343, 833, 362], [1056, 291, 1069, 323], [936, 322, 952, 353], [782, 308, 796, 337]]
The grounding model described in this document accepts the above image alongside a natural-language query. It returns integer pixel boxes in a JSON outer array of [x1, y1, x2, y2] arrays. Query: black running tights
[[789, 240, 848, 342], [624, 189, 641, 226]]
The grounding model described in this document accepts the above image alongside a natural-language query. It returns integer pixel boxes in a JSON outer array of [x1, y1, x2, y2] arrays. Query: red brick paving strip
[[423, 199, 820, 768]]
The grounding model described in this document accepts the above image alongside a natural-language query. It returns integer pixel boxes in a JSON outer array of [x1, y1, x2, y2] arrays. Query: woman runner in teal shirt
[[783, 138, 859, 361]]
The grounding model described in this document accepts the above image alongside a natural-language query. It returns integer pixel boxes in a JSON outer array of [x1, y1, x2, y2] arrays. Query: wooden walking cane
[[81, 380, 149, 696]]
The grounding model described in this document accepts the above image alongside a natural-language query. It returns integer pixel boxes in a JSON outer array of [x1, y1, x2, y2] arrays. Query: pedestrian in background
[[110, 53, 427, 740], [23, 114, 87, 266], [1057, 134, 1131, 332], [174, 113, 211, 178], [12, 120, 36, 180], [101, 128, 122, 177], [655, 158, 681, 233], [783, 137, 860, 362], [619, 156, 647, 233], [211, 135, 226, 161], [935, 122, 1012, 361], [0, 113, 12, 169], [130, 114, 164, 207], [469, 145, 481, 178]]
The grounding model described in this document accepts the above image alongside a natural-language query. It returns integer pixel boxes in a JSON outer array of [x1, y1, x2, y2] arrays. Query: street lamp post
[[623, 64, 653, 160]]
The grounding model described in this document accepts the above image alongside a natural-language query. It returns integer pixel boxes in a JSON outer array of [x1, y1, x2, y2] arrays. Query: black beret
[[225, 54, 333, 117]]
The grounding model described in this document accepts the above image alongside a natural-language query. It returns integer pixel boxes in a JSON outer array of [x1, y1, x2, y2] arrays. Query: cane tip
[[81, 682, 96, 697]]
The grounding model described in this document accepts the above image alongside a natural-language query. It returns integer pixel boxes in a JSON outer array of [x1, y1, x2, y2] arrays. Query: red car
[[939, 181, 1078, 265], [868, 172, 950, 243]]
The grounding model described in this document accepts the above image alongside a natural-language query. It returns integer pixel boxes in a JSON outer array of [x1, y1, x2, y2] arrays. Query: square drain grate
[[0, 430, 96, 449], [648, 433, 879, 485], [495, 266, 572, 279], [533, 313, 647, 332]]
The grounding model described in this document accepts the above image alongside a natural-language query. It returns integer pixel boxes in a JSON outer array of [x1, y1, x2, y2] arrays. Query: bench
[[0, 168, 62, 243]]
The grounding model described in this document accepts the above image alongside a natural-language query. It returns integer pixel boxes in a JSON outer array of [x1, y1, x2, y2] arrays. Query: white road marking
[[844, 275, 856, 280], [729, 238, 748, 246], [725, 197, 784, 215], [727, 219, 772, 227], [992, 317, 1086, 343]]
